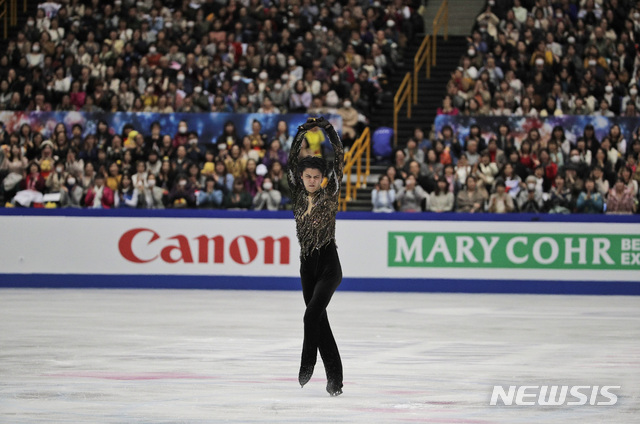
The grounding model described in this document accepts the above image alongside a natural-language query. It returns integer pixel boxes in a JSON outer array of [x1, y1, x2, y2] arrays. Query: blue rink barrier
[[0, 209, 639, 295], [2, 274, 639, 296]]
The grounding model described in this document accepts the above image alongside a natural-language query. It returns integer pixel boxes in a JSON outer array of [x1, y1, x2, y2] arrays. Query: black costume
[[287, 117, 344, 396]]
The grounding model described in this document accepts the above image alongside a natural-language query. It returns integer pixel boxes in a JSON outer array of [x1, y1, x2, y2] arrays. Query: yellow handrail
[[393, 72, 411, 147], [0, 0, 7, 39], [413, 34, 431, 105], [340, 127, 371, 211], [432, 0, 449, 66]]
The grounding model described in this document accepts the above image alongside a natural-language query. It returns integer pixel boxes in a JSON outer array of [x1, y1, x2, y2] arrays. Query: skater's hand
[[315, 116, 332, 129], [299, 117, 320, 131], [298, 117, 331, 131]]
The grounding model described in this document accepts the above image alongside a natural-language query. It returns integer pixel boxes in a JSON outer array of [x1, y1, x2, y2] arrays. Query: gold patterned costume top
[[287, 119, 344, 259]]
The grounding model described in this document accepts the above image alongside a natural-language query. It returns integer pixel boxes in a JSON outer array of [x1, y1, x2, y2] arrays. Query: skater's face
[[301, 167, 323, 194]]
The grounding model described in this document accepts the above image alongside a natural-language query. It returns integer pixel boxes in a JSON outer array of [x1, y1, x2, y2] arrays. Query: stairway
[[340, 158, 388, 212], [2, 0, 40, 41], [343, 35, 468, 212], [369, 35, 468, 149]]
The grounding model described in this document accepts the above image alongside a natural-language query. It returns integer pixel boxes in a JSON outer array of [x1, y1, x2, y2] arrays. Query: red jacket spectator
[[85, 183, 115, 209], [22, 171, 45, 192]]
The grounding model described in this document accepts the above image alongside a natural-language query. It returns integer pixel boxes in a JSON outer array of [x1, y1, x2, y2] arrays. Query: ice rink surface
[[1, 288, 639, 424]]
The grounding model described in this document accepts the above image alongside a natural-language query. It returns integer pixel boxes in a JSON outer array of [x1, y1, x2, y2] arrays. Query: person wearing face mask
[[45, 160, 67, 193], [59, 173, 83, 208], [191, 85, 209, 112], [252, 177, 282, 211], [602, 83, 622, 115], [268, 78, 290, 111], [516, 175, 545, 213], [26, 43, 44, 68], [337, 98, 364, 148], [172, 120, 189, 148], [146, 45, 162, 67], [186, 132, 204, 163], [286, 56, 303, 83], [622, 86, 640, 113], [256, 70, 269, 90]]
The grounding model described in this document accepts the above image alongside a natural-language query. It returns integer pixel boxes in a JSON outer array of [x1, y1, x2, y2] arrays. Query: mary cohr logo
[[490, 385, 620, 406]]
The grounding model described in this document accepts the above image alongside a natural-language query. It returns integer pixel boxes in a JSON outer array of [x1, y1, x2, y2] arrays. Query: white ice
[[1, 289, 639, 423]]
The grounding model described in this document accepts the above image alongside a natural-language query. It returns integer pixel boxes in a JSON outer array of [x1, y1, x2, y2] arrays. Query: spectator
[[45, 160, 66, 193], [405, 159, 434, 193], [224, 178, 252, 210], [606, 178, 636, 214], [197, 177, 224, 209], [1, 145, 28, 201], [488, 180, 515, 213], [289, 79, 312, 112], [576, 178, 604, 214], [386, 165, 404, 192], [437, 95, 459, 116], [114, 173, 139, 208], [424, 149, 443, 181], [396, 174, 428, 213], [428, 178, 454, 213], [371, 174, 396, 213], [59, 172, 83, 208], [475, 152, 499, 191], [456, 175, 487, 213], [517, 175, 545, 213], [140, 173, 165, 209], [619, 166, 638, 197], [10, 162, 45, 207], [252, 177, 281, 211], [267, 160, 291, 207], [455, 154, 473, 189], [244, 119, 267, 160], [592, 165, 610, 197], [548, 174, 573, 214], [243, 159, 263, 197], [168, 174, 196, 209], [85, 173, 114, 209], [172, 120, 189, 148], [465, 139, 480, 166], [262, 139, 288, 169], [303, 125, 326, 158], [224, 144, 247, 180]]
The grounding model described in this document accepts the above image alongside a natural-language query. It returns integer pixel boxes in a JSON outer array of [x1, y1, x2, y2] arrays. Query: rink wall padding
[[0, 210, 639, 295]]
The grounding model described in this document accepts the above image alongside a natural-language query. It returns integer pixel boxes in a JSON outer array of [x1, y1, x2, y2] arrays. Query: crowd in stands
[[440, 0, 640, 119], [371, 122, 640, 214], [0, 0, 425, 210], [369, 0, 640, 214]]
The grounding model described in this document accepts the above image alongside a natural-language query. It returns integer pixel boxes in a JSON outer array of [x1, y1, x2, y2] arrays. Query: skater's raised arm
[[317, 118, 344, 197], [287, 124, 311, 194]]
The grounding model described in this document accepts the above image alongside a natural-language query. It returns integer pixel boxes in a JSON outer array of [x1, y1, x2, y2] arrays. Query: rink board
[[0, 210, 639, 294]]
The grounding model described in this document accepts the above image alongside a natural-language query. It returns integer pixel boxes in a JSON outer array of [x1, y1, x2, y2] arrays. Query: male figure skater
[[287, 117, 344, 396]]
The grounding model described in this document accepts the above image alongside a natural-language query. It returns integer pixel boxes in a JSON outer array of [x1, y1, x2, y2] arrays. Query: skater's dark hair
[[299, 156, 326, 176]]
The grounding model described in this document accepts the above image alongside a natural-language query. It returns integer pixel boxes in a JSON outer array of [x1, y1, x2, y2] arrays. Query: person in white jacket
[[371, 174, 396, 213]]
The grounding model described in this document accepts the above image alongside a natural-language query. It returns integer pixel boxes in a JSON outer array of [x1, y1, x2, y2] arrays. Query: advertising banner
[[0, 212, 638, 294]]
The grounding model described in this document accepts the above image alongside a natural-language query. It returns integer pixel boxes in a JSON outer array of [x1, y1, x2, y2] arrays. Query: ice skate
[[326, 380, 343, 396], [298, 364, 314, 387]]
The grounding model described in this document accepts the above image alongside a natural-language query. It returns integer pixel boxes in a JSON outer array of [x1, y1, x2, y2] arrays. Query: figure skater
[[287, 117, 344, 396]]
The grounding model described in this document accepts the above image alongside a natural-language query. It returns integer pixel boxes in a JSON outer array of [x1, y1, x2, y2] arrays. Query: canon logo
[[118, 228, 290, 265]]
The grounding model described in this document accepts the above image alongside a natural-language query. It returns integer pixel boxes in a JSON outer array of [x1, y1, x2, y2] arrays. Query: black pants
[[299, 240, 343, 384]]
